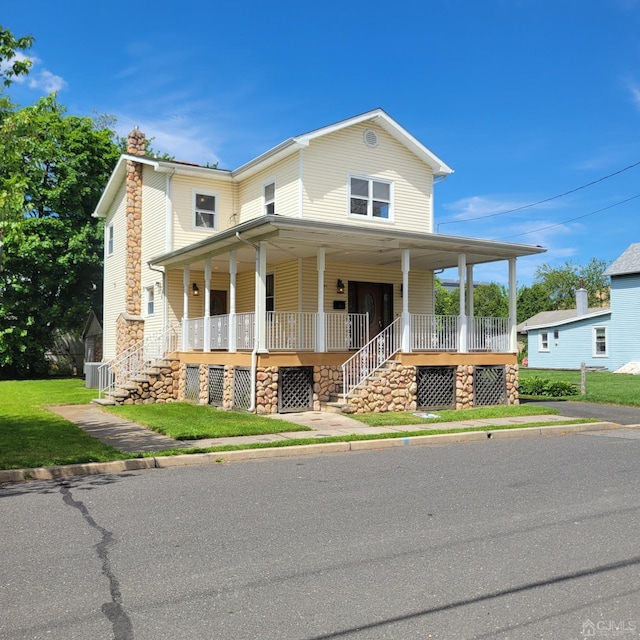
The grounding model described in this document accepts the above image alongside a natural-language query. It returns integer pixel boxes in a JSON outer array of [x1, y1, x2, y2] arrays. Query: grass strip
[[145, 418, 594, 457], [105, 403, 311, 439]]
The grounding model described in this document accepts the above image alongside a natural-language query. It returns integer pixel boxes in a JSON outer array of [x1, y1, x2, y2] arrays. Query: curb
[[0, 421, 621, 484]]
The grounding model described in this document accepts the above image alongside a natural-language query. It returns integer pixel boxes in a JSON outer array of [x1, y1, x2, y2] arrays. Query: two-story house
[[93, 109, 545, 413]]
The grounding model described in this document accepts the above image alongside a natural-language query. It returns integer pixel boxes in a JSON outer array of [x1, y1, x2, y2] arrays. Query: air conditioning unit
[[84, 362, 101, 388]]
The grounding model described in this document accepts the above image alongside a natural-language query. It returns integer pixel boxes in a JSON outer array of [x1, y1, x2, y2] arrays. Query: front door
[[209, 290, 227, 316], [349, 281, 393, 337]]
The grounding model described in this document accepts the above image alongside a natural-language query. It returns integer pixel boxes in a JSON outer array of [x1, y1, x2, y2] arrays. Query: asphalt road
[[2, 431, 640, 639], [521, 398, 640, 425]]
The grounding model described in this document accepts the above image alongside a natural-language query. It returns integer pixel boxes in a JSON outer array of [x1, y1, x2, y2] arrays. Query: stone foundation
[[313, 365, 342, 410], [456, 365, 474, 410], [349, 362, 417, 414], [506, 363, 519, 405]]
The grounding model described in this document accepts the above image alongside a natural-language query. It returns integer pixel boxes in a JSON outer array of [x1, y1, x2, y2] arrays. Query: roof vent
[[363, 129, 379, 148]]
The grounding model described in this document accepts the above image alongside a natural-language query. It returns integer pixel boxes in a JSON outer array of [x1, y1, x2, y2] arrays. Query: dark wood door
[[349, 282, 393, 337], [209, 290, 227, 316]]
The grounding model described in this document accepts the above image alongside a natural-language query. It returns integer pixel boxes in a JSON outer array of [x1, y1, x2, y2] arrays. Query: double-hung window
[[593, 327, 607, 357], [194, 192, 217, 230], [264, 182, 275, 215], [349, 176, 392, 220], [106, 224, 114, 256], [539, 332, 549, 352], [146, 286, 155, 316]]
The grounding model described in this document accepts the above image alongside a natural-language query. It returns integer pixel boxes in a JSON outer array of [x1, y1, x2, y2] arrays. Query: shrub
[[519, 376, 578, 397]]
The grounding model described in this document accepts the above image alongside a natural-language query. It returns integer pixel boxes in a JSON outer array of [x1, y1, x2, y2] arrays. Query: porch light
[[192, 282, 200, 296], [336, 279, 345, 294]]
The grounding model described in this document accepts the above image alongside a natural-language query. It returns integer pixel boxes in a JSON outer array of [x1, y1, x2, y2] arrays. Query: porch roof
[[149, 215, 546, 273]]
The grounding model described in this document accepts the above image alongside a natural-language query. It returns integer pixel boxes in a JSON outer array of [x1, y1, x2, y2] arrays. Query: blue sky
[[4, 0, 640, 286]]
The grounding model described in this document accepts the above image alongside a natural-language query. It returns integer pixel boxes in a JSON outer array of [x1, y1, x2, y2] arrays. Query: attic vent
[[363, 129, 379, 148]]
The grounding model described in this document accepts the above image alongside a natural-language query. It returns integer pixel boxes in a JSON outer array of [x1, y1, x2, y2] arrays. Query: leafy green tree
[[435, 278, 509, 317], [0, 25, 34, 86], [533, 258, 610, 310], [516, 282, 554, 324], [0, 95, 120, 377]]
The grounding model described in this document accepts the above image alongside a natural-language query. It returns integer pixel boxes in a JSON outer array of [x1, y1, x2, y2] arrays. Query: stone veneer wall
[[114, 128, 146, 356], [114, 359, 180, 405], [174, 362, 519, 413], [506, 364, 519, 405]]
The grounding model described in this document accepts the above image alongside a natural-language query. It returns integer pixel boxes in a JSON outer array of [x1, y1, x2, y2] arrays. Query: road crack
[[59, 482, 134, 639]]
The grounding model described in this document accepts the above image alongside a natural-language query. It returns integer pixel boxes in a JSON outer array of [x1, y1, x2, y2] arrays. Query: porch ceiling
[[149, 215, 546, 274]]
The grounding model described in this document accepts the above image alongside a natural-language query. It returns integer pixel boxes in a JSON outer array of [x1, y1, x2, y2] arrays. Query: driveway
[[521, 399, 640, 425]]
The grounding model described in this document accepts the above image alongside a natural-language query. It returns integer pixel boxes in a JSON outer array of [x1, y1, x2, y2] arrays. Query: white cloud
[[626, 79, 640, 111], [3, 52, 67, 93]]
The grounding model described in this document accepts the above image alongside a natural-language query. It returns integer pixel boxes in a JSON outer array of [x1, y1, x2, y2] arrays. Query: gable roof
[[604, 243, 640, 277], [93, 109, 453, 218], [233, 108, 454, 180], [517, 308, 611, 332]]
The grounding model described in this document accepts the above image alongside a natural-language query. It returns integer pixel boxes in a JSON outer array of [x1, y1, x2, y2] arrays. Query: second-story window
[[107, 224, 114, 256], [264, 182, 275, 215], [194, 192, 217, 229], [349, 176, 392, 220]]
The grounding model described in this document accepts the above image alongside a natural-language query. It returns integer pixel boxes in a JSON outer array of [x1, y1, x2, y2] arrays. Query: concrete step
[[321, 401, 350, 414], [92, 397, 116, 406]]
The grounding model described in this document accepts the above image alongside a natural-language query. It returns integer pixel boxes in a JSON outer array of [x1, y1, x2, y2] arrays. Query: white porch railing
[[342, 316, 402, 398], [411, 314, 459, 351], [98, 322, 181, 399], [468, 316, 510, 352], [235, 312, 255, 350], [267, 311, 316, 350], [185, 317, 204, 351], [326, 313, 368, 351], [209, 315, 230, 350]]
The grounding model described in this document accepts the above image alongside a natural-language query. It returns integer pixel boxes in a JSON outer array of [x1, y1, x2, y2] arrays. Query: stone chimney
[[116, 127, 146, 356], [576, 278, 588, 317]]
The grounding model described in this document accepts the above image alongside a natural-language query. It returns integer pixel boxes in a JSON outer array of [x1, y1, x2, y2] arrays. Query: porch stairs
[[323, 317, 403, 414], [322, 358, 401, 414], [93, 322, 181, 406]]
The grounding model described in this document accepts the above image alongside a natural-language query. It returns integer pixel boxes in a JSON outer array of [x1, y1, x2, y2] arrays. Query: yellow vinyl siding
[[301, 122, 433, 233], [300, 259, 433, 314], [102, 183, 127, 360], [237, 155, 300, 222], [172, 175, 236, 250]]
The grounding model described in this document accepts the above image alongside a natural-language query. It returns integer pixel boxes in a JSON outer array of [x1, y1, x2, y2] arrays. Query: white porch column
[[508, 258, 517, 353], [182, 265, 189, 351], [255, 242, 267, 352], [458, 254, 468, 353], [466, 263, 474, 318], [228, 250, 237, 353], [316, 248, 326, 352], [401, 248, 411, 353], [203, 259, 211, 353]]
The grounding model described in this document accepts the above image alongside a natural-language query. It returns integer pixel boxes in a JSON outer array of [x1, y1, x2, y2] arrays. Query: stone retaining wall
[[117, 359, 180, 405]]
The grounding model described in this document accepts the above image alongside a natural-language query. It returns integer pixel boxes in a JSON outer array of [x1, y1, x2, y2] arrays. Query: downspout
[[236, 231, 259, 412]]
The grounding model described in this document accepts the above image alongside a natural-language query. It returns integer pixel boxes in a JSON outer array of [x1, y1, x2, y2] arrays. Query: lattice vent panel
[[416, 367, 456, 410], [184, 365, 200, 403], [279, 367, 313, 413], [233, 367, 252, 410], [474, 366, 507, 407], [208, 366, 224, 406]]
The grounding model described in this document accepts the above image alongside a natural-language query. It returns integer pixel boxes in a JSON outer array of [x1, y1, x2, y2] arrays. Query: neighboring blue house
[[519, 243, 640, 371]]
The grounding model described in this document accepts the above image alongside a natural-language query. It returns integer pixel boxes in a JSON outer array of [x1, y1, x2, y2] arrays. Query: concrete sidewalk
[[49, 404, 575, 453]]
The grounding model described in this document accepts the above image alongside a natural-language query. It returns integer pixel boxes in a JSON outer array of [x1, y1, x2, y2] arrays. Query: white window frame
[[145, 285, 155, 316], [264, 180, 275, 216], [193, 190, 218, 231], [593, 326, 608, 357], [348, 174, 393, 222], [539, 331, 549, 352], [106, 224, 114, 256]]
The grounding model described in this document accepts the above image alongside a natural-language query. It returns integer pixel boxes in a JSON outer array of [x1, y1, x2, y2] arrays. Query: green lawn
[[0, 379, 131, 470], [520, 368, 640, 406], [105, 403, 311, 440]]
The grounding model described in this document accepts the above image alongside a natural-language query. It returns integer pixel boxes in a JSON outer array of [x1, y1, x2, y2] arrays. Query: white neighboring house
[[93, 109, 545, 413]]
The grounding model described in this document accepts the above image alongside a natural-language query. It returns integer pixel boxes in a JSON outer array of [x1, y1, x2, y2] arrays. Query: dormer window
[[349, 176, 392, 220], [194, 192, 217, 229], [264, 182, 275, 215]]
